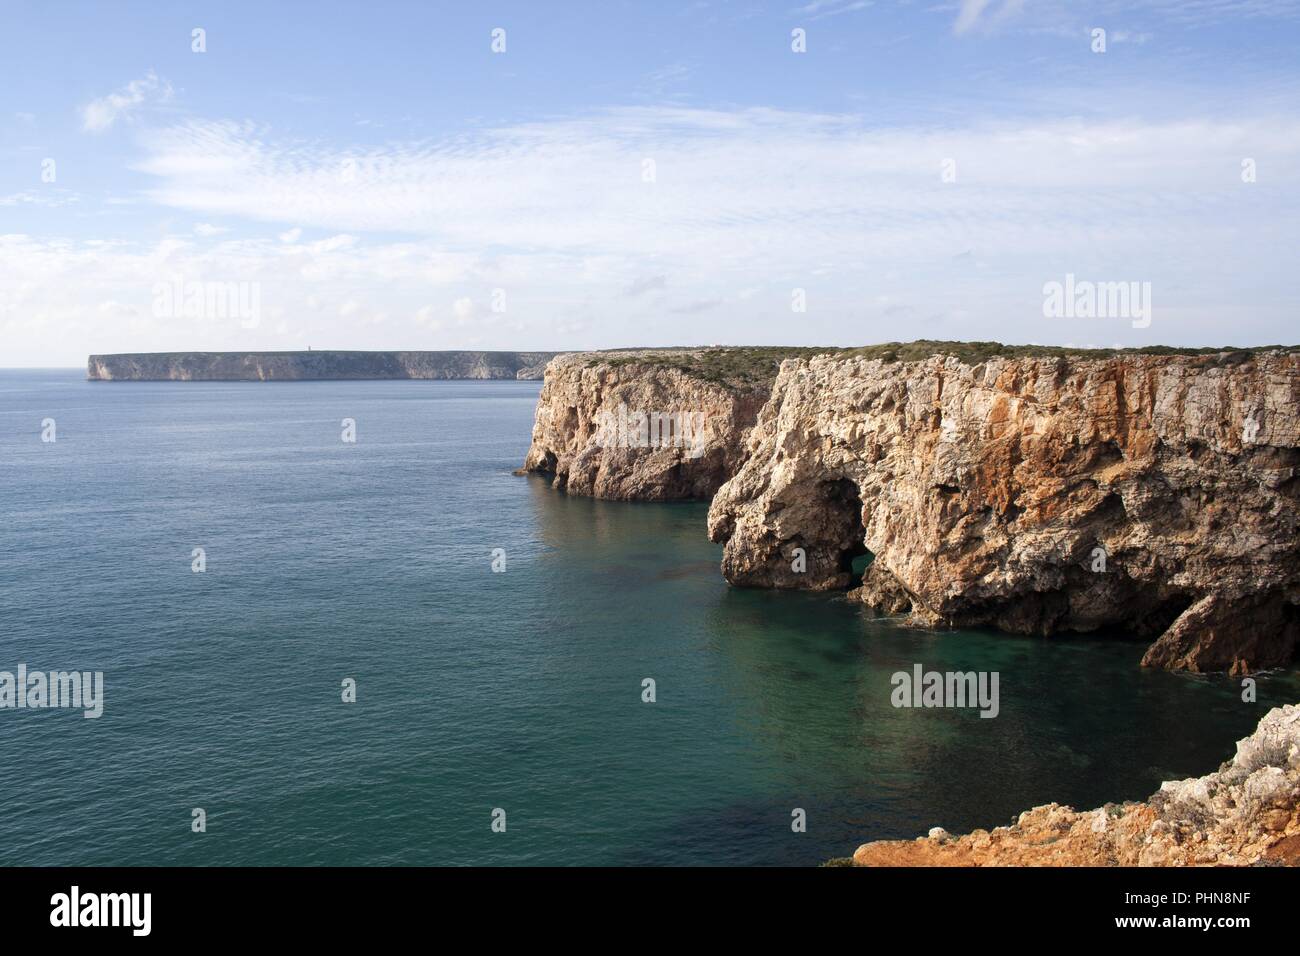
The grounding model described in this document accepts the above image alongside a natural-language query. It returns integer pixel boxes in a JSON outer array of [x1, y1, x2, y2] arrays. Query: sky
[[1, 0, 1298, 366]]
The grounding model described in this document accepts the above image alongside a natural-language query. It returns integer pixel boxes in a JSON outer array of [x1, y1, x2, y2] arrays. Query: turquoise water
[[1, 369, 1296, 866]]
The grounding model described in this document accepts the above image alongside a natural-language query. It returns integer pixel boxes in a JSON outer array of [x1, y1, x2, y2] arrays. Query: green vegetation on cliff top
[[585, 341, 1296, 390]]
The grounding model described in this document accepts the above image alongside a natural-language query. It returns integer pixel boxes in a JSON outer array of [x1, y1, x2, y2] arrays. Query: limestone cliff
[[707, 351, 1300, 673], [518, 351, 773, 500], [87, 350, 558, 381], [852, 703, 1300, 866]]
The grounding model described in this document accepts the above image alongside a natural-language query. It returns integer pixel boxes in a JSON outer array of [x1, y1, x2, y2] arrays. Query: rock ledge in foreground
[[853, 703, 1300, 866]]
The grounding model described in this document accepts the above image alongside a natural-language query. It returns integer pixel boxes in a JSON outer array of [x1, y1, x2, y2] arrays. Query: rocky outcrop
[[518, 351, 772, 500], [708, 351, 1300, 673], [849, 561, 914, 615], [852, 703, 1300, 866], [87, 351, 559, 381]]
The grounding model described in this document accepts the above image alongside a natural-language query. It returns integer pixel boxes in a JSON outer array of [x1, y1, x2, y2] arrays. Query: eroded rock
[[519, 351, 770, 500], [708, 351, 1300, 672]]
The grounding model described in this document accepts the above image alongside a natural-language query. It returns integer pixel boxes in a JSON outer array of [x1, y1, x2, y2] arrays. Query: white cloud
[[81, 72, 172, 133], [5, 105, 1300, 364], [1111, 30, 1153, 44], [624, 274, 667, 297], [131, 108, 1300, 273], [794, 1, 873, 21], [951, 0, 1028, 34], [947, 0, 1299, 36], [953, 0, 993, 34], [309, 234, 357, 253], [672, 298, 723, 315], [452, 296, 477, 322], [1131, 0, 1300, 25], [0, 190, 79, 207]]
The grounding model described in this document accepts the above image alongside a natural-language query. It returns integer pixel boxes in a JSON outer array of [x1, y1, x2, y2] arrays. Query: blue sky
[[2, 0, 1299, 365]]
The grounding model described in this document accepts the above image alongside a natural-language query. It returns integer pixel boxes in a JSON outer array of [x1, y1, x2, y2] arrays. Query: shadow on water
[[521, 475, 1299, 864]]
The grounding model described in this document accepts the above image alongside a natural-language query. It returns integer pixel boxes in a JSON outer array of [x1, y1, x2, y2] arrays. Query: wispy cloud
[[132, 107, 1300, 266], [80, 71, 172, 133], [624, 274, 668, 297], [1131, 0, 1300, 26], [639, 63, 693, 100], [953, 0, 992, 34], [948, 0, 1299, 36], [952, 0, 1027, 35], [672, 297, 723, 314], [0, 190, 79, 207], [5, 102, 1296, 364], [794, 1, 873, 21]]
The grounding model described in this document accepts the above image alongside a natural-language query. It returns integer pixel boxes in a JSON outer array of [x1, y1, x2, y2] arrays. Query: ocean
[[1, 369, 1295, 866]]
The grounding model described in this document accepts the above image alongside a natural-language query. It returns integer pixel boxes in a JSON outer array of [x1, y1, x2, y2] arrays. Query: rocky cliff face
[[852, 703, 1300, 866], [88, 350, 558, 381], [707, 352, 1300, 673], [519, 351, 771, 500]]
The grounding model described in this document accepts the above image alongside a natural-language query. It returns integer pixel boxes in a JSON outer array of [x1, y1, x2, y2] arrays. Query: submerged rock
[[848, 562, 913, 615]]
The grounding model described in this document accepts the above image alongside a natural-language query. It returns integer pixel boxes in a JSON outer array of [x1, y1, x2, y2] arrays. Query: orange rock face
[[708, 351, 1300, 672]]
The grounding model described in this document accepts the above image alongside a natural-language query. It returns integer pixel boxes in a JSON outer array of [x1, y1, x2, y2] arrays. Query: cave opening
[[821, 477, 872, 588], [1283, 601, 1300, 665], [1132, 591, 1196, 639]]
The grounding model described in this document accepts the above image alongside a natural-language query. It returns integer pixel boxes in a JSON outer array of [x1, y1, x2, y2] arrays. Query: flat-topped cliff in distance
[[87, 350, 560, 382]]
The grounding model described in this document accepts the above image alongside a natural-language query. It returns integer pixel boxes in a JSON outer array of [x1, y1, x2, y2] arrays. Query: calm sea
[[1, 369, 1295, 865]]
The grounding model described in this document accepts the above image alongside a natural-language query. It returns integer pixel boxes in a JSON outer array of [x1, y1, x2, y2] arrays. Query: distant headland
[[86, 350, 560, 382]]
